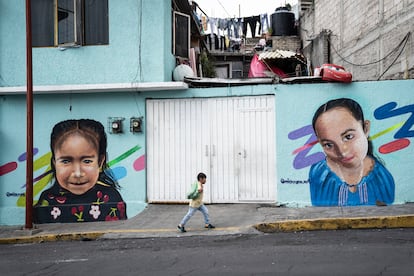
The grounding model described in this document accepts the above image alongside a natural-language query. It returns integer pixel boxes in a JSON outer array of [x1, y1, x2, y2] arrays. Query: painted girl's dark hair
[[50, 119, 119, 188], [312, 98, 374, 157]]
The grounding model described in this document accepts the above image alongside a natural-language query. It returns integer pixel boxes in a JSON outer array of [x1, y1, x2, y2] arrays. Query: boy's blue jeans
[[180, 205, 210, 226]]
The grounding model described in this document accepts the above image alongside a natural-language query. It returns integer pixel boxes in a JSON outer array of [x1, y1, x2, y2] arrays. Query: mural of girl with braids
[[34, 119, 127, 223]]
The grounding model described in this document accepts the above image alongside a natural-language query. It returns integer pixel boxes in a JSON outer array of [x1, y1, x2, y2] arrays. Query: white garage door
[[146, 95, 276, 203]]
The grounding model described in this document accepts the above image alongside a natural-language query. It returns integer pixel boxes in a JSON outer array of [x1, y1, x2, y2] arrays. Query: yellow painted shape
[[33, 152, 52, 171]]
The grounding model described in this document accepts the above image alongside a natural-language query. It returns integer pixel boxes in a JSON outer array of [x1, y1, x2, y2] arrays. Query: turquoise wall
[[275, 80, 414, 207], [0, 0, 175, 86], [1, 80, 414, 225]]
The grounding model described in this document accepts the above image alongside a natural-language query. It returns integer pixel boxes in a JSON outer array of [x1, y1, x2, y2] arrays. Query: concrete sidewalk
[[1, 203, 414, 244]]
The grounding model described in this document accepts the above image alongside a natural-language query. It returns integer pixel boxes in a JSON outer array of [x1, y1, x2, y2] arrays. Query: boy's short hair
[[197, 172, 207, 180]]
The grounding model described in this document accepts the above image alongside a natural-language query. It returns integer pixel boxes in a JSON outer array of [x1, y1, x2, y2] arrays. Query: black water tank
[[271, 7, 296, 36]]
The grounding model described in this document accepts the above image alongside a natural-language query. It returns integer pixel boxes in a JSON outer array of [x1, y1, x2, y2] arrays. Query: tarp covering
[[248, 54, 288, 78]]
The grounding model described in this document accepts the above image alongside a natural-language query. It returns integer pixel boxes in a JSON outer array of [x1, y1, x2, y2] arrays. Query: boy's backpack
[[186, 182, 199, 200]]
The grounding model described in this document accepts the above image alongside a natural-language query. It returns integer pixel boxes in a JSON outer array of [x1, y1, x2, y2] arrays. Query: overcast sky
[[192, 0, 298, 18]]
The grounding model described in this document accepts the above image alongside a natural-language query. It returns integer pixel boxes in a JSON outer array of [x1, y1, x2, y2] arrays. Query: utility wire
[[329, 32, 411, 67], [216, 0, 232, 18], [377, 32, 411, 80]]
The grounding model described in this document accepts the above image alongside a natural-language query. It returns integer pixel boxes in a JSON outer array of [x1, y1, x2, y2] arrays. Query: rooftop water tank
[[271, 7, 296, 36]]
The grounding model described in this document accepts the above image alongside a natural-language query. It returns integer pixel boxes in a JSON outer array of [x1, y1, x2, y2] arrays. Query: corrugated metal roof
[[258, 50, 297, 60]]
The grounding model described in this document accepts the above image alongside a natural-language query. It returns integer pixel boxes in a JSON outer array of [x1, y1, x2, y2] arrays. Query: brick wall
[[300, 0, 414, 81]]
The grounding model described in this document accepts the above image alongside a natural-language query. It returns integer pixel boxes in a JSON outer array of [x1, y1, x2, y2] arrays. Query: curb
[[2, 216, 414, 244], [254, 215, 414, 233], [0, 226, 244, 244], [0, 232, 105, 244]]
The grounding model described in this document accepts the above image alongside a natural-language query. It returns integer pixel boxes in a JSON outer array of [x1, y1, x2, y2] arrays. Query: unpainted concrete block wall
[[300, 0, 414, 81], [271, 36, 302, 51]]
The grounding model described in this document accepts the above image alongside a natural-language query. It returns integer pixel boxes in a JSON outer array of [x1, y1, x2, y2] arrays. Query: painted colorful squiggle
[[289, 101, 413, 170]]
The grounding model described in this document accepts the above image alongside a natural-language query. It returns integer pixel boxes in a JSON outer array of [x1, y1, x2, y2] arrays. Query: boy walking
[[177, 172, 215, 233]]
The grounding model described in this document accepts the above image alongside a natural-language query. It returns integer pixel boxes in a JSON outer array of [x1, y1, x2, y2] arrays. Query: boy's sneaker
[[177, 225, 186, 233], [205, 223, 215, 229]]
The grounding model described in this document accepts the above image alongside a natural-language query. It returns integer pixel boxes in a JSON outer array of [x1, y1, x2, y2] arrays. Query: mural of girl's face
[[314, 107, 370, 169], [53, 134, 103, 195]]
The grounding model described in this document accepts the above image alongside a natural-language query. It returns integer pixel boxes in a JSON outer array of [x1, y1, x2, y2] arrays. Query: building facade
[[0, 0, 413, 225]]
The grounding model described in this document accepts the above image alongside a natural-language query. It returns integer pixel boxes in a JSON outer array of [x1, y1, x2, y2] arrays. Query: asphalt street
[[1, 228, 413, 275]]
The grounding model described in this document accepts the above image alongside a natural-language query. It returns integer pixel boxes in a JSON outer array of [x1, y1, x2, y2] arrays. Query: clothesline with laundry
[[200, 14, 271, 39]]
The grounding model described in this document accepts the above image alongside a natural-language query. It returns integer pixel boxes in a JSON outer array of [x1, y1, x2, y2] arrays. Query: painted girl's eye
[[83, 159, 94, 164], [59, 159, 71, 164], [322, 142, 333, 150], [343, 133, 354, 141]]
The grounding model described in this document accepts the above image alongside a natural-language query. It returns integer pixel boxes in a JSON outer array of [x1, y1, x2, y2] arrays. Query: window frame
[[56, 0, 83, 47], [31, 0, 109, 48], [173, 11, 190, 59]]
